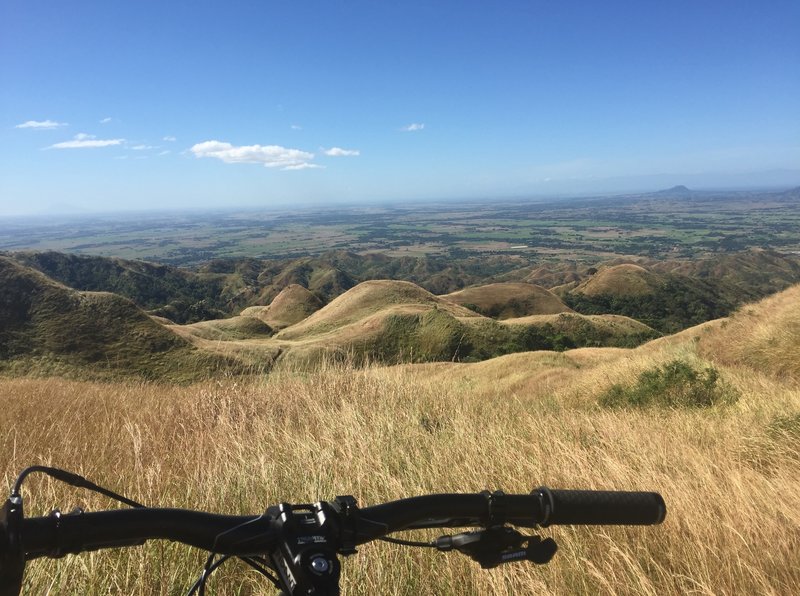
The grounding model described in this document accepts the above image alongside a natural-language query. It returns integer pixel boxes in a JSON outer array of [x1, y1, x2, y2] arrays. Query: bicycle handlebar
[[2, 484, 666, 595], [19, 488, 665, 557]]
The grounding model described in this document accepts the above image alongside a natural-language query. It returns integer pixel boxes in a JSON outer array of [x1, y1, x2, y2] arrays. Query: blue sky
[[1, 0, 798, 216]]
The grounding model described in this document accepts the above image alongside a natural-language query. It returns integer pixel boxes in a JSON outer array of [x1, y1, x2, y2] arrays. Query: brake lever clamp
[[435, 526, 557, 569]]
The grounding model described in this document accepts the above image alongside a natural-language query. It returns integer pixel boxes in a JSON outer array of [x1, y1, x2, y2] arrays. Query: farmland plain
[[2, 187, 799, 265]]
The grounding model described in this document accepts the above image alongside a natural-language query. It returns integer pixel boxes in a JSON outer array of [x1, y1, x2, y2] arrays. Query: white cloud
[[190, 140, 315, 170], [48, 133, 124, 149], [15, 119, 67, 129], [290, 124, 302, 130], [163, 135, 176, 142], [402, 123, 425, 132], [99, 117, 112, 124], [322, 147, 360, 157], [130, 144, 156, 150], [158, 150, 171, 156], [283, 163, 324, 171]]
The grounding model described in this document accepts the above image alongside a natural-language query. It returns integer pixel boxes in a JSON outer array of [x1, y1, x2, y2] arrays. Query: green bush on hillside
[[599, 360, 736, 408]]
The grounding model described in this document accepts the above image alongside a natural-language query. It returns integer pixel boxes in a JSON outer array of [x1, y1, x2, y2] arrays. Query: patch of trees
[[564, 277, 736, 333]]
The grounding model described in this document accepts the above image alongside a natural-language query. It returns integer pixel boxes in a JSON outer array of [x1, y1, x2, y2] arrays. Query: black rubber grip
[[540, 488, 666, 526]]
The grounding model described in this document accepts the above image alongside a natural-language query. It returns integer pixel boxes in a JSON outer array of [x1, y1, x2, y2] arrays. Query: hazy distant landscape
[[3, 187, 799, 265], [3, 186, 800, 382]]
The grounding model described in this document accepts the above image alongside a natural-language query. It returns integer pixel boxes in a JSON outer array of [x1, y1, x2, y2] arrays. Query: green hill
[[0, 257, 235, 381], [565, 264, 736, 333], [11, 251, 234, 323]]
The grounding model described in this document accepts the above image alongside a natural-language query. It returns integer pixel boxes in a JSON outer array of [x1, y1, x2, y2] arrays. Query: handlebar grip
[[540, 488, 666, 526]]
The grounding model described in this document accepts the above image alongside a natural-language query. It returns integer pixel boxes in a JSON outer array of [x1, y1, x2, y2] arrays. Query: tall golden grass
[[1, 338, 798, 594]]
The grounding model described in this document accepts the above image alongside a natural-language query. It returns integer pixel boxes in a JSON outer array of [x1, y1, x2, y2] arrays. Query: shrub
[[599, 359, 736, 408]]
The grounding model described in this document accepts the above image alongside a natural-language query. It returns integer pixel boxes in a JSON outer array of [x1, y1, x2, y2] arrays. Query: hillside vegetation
[[4, 249, 800, 380], [1, 281, 797, 593], [0, 257, 234, 381], [10, 248, 800, 335], [564, 265, 736, 333]]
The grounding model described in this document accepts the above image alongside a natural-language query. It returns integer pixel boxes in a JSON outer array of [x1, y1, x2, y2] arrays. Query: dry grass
[[699, 284, 800, 382], [277, 280, 478, 340], [2, 335, 799, 594], [247, 284, 324, 330], [574, 264, 660, 297], [442, 283, 573, 318]]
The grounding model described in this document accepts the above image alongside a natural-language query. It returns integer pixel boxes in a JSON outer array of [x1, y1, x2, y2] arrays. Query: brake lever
[[435, 526, 557, 569]]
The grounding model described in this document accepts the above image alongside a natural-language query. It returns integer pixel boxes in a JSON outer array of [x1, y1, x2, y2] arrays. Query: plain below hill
[[441, 282, 573, 319], [0, 257, 235, 381]]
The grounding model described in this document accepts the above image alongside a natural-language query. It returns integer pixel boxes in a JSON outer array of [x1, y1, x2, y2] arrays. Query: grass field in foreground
[[1, 333, 798, 594]]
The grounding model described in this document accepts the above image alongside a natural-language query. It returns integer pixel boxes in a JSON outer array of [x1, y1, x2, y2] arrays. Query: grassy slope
[[565, 265, 736, 334], [2, 286, 797, 593], [571, 264, 661, 297], [698, 283, 800, 381], [0, 257, 235, 382], [442, 282, 573, 318], [501, 312, 660, 348], [276, 280, 479, 340], [258, 283, 324, 329]]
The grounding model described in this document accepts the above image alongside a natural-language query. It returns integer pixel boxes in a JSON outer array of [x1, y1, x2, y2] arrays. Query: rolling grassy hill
[[564, 264, 737, 333], [0, 257, 235, 381], [442, 282, 573, 318], [5, 247, 800, 379], [276, 280, 479, 340], [241, 283, 324, 330], [9, 248, 800, 338], [2, 279, 797, 593], [570, 264, 661, 297]]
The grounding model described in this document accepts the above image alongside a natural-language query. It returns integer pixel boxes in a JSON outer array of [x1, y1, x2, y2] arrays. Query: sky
[[1, 0, 799, 216]]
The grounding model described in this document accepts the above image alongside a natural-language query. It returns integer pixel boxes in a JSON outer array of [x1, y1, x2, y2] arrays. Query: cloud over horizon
[[16, 119, 68, 129], [322, 147, 360, 157], [402, 123, 425, 132], [190, 140, 316, 170]]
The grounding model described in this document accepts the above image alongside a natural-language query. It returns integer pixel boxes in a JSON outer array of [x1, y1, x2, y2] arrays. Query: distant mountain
[[652, 185, 692, 195]]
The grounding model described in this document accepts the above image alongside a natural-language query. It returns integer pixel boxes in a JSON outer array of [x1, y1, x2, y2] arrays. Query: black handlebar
[[15, 488, 665, 558], [541, 488, 667, 526], [2, 484, 666, 596]]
